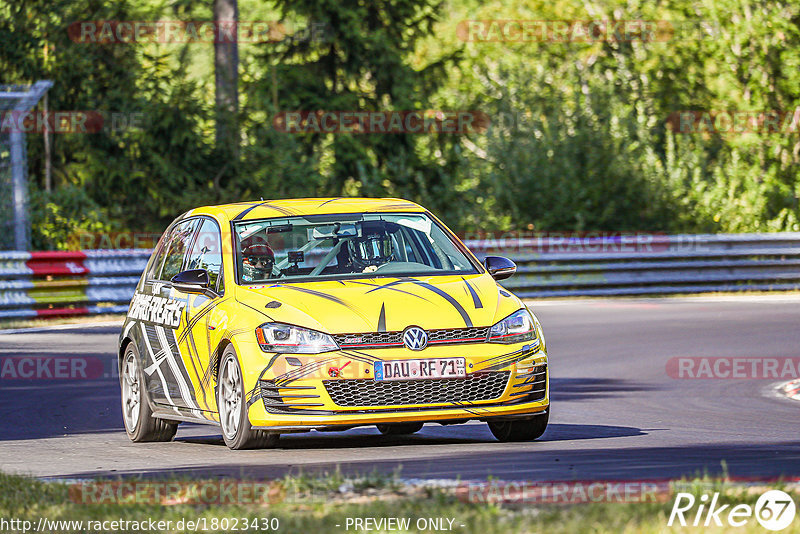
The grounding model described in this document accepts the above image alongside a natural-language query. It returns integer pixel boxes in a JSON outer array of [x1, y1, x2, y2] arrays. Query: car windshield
[[233, 212, 478, 283]]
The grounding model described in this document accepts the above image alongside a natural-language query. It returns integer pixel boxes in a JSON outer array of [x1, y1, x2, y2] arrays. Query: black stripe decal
[[233, 204, 260, 220], [451, 400, 482, 416], [364, 280, 406, 293], [410, 280, 473, 327], [233, 201, 297, 221], [461, 277, 483, 309], [183, 327, 211, 410], [275, 358, 338, 385], [240, 300, 276, 319], [377, 303, 387, 332], [144, 324, 185, 405], [176, 295, 224, 344], [351, 280, 432, 301], [478, 346, 531, 365], [339, 349, 381, 363], [272, 285, 351, 307], [163, 327, 199, 408], [262, 353, 282, 373], [374, 202, 420, 211], [477, 347, 538, 371]]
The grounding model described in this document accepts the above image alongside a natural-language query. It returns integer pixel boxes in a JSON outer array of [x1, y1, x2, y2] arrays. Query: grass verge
[[1, 471, 799, 533]]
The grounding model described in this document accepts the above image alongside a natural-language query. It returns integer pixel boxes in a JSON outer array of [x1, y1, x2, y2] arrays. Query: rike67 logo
[[669, 490, 796, 531]]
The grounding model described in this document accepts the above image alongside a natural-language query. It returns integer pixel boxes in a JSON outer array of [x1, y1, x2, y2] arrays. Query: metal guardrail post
[[1, 80, 54, 251]]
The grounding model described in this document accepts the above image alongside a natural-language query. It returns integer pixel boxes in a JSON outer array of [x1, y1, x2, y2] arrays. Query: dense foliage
[[1, 0, 798, 248]]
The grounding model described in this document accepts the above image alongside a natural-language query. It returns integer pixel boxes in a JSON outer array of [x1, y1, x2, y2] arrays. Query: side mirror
[[171, 269, 213, 295], [484, 256, 516, 281]]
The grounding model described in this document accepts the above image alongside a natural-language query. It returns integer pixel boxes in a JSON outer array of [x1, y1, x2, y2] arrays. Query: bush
[[29, 185, 114, 251]]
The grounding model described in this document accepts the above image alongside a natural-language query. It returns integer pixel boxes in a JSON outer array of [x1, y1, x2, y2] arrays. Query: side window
[[146, 232, 171, 280], [186, 218, 223, 290], [159, 219, 199, 281]]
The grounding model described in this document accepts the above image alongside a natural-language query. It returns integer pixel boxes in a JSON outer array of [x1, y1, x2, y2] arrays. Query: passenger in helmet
[[241, 237, 275, 282], [347, 221, 397, 273]]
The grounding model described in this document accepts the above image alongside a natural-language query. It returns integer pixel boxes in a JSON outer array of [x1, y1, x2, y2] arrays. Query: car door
[[141, 218, 201, 411], [179, 217, 227, 415]]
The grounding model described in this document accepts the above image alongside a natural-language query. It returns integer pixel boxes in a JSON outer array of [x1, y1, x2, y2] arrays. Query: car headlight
[[488, 309, 538, 344], [255, 323, 339, 353]]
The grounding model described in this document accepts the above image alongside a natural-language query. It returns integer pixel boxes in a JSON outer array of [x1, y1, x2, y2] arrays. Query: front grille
[[323, 372, 510, 407], [333, 331, 400, 348], [333, 326, 489, 349], [428, 327, 490, 344]]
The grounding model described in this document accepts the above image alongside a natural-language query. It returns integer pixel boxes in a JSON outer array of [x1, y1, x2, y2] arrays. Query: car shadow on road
[[174, 422, 647, 449], [167, 378, 656, 448], [53, 440, 800, 483], [550, 378, 661, 402], [0, 376, 656, 442]]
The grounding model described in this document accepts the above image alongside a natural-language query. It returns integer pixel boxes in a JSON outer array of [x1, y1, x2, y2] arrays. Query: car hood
[[234, 273, 523, 334]]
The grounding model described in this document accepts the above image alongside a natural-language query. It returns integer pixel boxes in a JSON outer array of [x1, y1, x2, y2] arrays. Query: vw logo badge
[[403, 326, 428, 351]]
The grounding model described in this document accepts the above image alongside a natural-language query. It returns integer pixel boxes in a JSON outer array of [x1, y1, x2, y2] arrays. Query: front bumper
[[238, 338, 549, 431], [251, 404, 549, 432]]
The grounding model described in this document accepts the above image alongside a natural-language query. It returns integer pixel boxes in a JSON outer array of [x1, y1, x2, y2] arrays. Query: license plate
[[374, 357, 466, 381]]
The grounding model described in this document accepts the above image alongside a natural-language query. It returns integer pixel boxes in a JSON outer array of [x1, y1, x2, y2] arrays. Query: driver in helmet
[[241, 237, 275, 282], [347, 221, 396, 273]]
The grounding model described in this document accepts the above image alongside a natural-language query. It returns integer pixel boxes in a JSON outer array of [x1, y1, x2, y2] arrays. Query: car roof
[[188, 197, 426, 222]]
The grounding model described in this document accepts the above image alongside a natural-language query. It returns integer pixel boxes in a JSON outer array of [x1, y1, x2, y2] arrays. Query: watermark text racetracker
[[67, 229, 716, 254], [271, 110, 589, 135], [72, 231, 161, 250], [273, 111, 490, 134], [456, 19, 718, 43], [0, 111, 145, 134], [461, 231, 714, 254], [70, 480, 283, 505], [667, 357, 800, 380], [667, 110, 800, 135], [69, 20, 329, 44], [269, 109, 799, 138], [459, 480, 671, 504], [0, 356, 104, 380]]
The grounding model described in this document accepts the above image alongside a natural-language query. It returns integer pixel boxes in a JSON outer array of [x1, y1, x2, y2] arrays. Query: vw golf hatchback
[[118, 198, 549, 449]]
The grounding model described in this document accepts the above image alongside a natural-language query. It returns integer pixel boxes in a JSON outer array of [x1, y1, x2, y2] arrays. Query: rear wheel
[[218, 347, 278, 450], [488, 412, 548, 442], [376, 422, 424, 435], [120, 344, 178, 442]]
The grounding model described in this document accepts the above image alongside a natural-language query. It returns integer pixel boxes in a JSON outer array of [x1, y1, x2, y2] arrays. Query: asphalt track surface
[[1, 296, 799, 483]]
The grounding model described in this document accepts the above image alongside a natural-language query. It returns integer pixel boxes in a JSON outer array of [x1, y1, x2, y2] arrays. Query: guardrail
[[0, 250, 148, 319], [1, 233, 799, 319], [466, 232, 800, 298]]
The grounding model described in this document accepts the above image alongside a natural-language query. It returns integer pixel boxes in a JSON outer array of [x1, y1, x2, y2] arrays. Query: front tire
[[377, 422, 424, 435], [488, 411, 549, 442], [218, 347, 278, 450], [120, 344, 178, 442]]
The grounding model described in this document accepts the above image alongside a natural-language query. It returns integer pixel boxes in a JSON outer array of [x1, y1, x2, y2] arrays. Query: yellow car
[[118, 198, 549, 449]]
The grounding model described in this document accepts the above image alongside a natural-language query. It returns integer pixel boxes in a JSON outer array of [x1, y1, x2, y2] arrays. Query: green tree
[[242, 0, 474, 219]]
